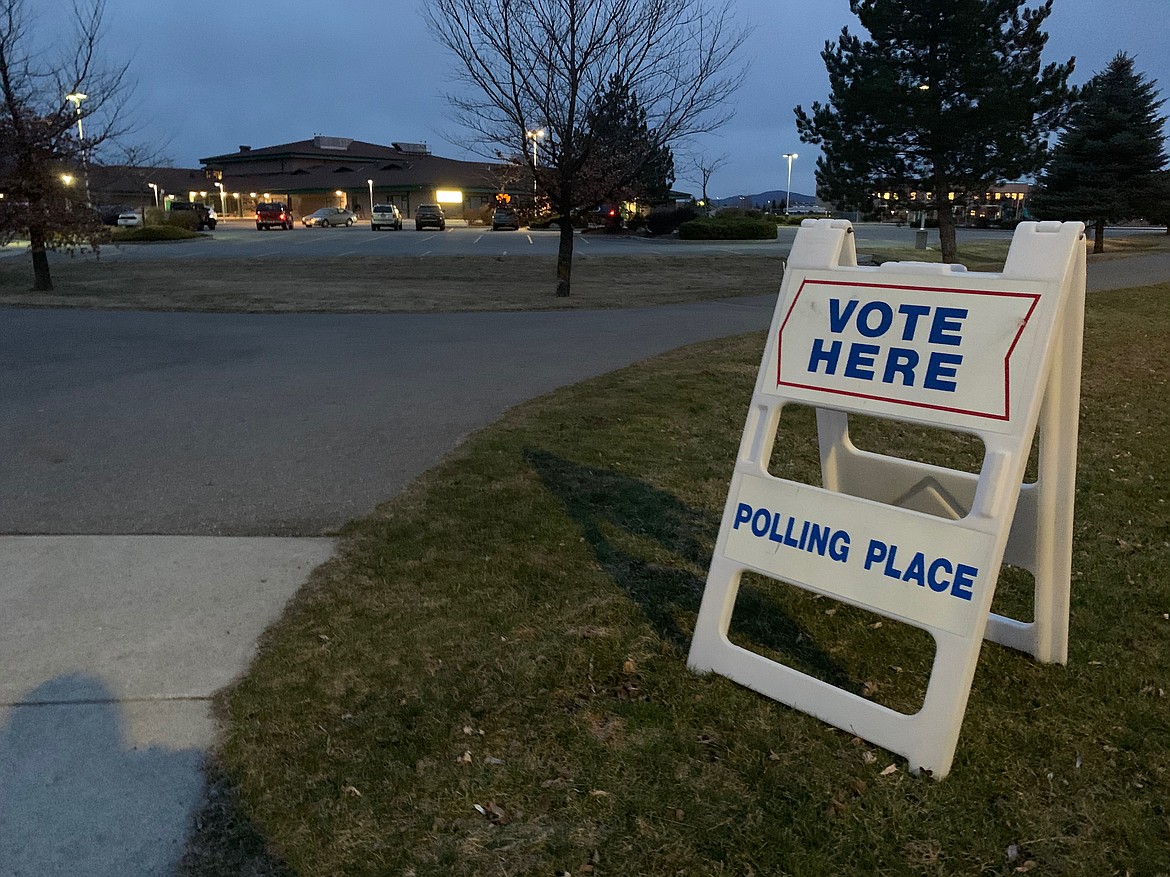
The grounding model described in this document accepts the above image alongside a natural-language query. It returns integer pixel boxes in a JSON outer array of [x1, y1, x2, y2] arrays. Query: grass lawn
[[181, 281, 1170, 876], [862, 231, 1170, 273], [0, 254, 785, 312]]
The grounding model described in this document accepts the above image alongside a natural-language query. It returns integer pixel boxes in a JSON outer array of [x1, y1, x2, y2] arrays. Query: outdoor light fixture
[[214, 181, 226, 214], [61, 174, 74, 186], [64, 91, 90, 206], [782, 152, 798, 215], [148, 182, 159, 206], [367, 178, 374, 219]]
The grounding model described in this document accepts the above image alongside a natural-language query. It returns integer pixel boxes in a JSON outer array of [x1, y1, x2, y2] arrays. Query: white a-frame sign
[[688, 219, 1086, 778]]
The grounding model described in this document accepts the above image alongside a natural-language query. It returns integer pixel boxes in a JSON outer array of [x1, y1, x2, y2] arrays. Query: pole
[[66, 92, 90, 208], [367, 179, 374, 222], [783, 152, 798, 215]]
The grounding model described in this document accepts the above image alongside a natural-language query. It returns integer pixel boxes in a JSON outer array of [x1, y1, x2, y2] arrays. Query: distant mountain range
[[711, 189, 820, 208]]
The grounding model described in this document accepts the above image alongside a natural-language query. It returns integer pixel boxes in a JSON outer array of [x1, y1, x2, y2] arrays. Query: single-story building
[[88, 136, 531, 220], [198, 136, 529, 219]]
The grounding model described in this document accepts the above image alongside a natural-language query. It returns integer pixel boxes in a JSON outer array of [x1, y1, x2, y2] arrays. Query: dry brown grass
[[0, 254, 786, 312]]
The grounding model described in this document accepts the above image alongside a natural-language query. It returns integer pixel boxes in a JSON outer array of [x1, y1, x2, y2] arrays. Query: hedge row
[[678, 217, 779, 240]]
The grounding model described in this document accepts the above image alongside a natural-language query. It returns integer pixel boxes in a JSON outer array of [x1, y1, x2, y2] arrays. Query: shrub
[[678, 217, 778, 240], [646, 205, 699, 235], [110, 225, 204, 242], [147, 207, 199, 231]]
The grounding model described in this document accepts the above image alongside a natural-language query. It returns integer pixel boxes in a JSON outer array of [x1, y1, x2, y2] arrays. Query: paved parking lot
[[0, 220, 1039, 264]]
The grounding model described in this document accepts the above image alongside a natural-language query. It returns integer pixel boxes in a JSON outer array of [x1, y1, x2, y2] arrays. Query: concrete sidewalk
[[0, 536, 334, 876]]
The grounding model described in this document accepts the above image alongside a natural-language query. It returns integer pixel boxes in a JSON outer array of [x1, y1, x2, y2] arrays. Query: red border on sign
[[776, 279, 1041, 421]]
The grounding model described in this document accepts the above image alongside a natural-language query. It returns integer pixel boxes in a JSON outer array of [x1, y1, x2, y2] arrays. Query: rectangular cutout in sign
[[688, 219, 1086, 779]]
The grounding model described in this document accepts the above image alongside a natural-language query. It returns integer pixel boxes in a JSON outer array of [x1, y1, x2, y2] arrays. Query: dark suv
[[168, 201, 217, 231], [256, 202, 294, 231], [414, 203, 446, 230]]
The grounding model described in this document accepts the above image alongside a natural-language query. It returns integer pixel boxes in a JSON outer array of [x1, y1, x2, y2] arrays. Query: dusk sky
[[50, 0, 1170, 199]]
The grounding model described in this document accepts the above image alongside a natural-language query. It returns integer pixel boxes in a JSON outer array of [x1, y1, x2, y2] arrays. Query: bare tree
[[0, 0, 132, 290], [685, 151, 729, 206], [425, 0, 748, 297]]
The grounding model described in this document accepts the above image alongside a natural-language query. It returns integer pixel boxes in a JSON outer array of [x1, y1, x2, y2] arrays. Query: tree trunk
[[555, 218, 574, 297], [29, 227, 52, 291], [936, 200, 958, 263], [1094, 218, 1106, 254]]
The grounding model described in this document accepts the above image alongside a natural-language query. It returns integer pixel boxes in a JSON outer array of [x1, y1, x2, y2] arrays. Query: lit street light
[[367, 178, 374, 224], [65, 91, 90, 207], [782, 152, 798, 215], [148, 182, 159, 207], [214, 181, 226, 215], [526, 128, 545, 198]]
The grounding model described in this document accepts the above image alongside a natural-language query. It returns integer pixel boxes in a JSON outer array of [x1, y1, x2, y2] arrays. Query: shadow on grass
[[174, 758, 293, 877], [526, 449, 854, 689]]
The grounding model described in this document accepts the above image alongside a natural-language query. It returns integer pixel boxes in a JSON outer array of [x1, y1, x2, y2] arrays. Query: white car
[[371, 204, 403, 230], [303, 207, 356, 228], [116, 211, 143, 227]]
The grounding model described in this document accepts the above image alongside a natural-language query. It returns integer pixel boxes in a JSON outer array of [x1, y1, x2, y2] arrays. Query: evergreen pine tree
[[1032, 53, 1169, 252], [795, 0, 1074, 262]]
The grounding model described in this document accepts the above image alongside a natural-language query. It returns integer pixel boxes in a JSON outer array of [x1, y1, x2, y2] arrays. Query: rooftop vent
[[239, 145, 251, 152], [392, 142, 430, 155], [314, 136, 354, 150]]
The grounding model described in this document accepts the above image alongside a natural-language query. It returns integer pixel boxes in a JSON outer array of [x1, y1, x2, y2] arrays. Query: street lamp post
[[148, 182, 159, 207], [214, 181, 226, 216], [367, 178, 374, 225], [526, 128, 545, 199], [782, 152, 798, 215], [65, 91, 90, 207]]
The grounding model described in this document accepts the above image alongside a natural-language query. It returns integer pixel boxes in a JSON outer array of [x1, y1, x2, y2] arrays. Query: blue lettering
[[903, 551, 926, 586], [883, 545, 904, 580], [929, 307, 967, 345], [782, 516, 801, 547], [843, 343, 880, 380], [897, 303, 931, 340], [924, 352, 963, 392], [733, 503, 752, 529], [828, 530, 851, 562], [808, 338, 842, 375], [882, 347, 918, 385], [768, 511, 785, 544], [927, 557, 952, 592], [751, 508, 770, 537], [952, 564, 977, 601], [856, 301, 894, 338], [807, 522, 829, 556], [864, 539, 887, 570], [828, 298, 858, 333]]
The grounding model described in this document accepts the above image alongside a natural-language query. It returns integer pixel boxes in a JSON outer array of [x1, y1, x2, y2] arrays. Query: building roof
[[199, 136, 432, 167]]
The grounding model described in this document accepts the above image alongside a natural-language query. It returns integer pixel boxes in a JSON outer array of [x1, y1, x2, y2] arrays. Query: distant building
[[198, 136, 527, 218], [88, 136, 531, 219]]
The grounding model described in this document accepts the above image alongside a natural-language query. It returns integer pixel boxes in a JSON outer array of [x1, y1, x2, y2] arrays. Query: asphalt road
[[0, 296, 776, 535]]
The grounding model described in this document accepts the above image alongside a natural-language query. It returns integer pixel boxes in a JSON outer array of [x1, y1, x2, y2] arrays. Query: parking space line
[[526, 235, 533, 244], [474, 235, 483, 244]]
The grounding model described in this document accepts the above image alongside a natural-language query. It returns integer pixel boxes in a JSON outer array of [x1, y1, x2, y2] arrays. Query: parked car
[[371, 204, 403, 231], [303, 207, 355, 228], [116, 210, 143, 227], [168, 201, 217, 230], [491, 208, 520, 231], [414, 203, 446, 230], [256, 202, 294, 230]]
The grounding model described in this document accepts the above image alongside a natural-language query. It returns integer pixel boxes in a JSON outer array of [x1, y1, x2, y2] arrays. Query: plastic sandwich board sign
[[688, 219, 1086, 778]]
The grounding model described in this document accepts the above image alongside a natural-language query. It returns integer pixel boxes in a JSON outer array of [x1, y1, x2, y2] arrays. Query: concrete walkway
[[1, 251, 1166, 876]]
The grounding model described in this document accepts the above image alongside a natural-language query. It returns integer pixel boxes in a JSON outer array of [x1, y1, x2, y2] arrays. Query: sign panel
[[724, 475, 994, 637], [771, 276, 1046, 431]]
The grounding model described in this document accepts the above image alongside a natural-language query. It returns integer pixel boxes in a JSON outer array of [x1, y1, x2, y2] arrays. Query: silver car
[[371, 204, 403, 231], [303, 207, 356, 228]]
